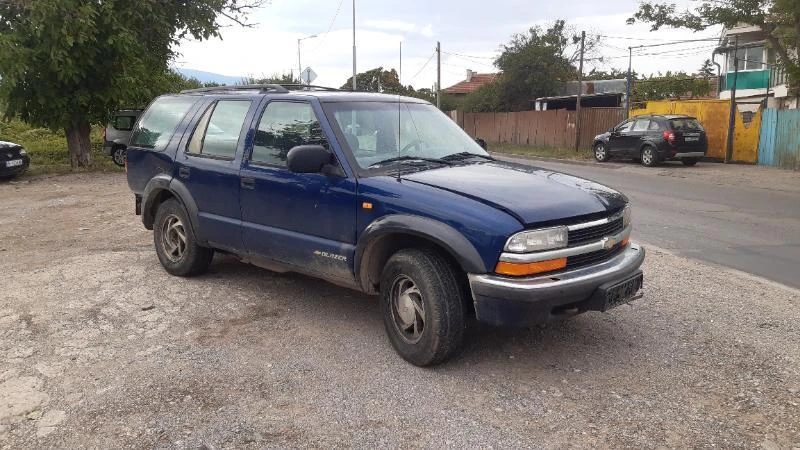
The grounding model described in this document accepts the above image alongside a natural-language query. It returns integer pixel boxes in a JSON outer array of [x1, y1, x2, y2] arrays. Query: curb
[[491, 152, 625, 169]]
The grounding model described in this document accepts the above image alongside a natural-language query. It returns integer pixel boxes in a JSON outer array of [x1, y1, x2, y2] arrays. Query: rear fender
[[141, 175, 201, 241]]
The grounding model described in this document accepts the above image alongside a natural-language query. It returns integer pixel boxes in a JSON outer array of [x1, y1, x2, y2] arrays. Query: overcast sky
[[175, 0, 723, 89]]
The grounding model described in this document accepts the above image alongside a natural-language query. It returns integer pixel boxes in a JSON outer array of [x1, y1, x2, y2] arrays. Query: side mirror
[[287, 145, 332, 174], [475, 138, 488, 150], [609, 127, 615, 133]]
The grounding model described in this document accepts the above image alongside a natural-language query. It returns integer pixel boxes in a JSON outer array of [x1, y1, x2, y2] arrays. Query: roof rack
[[179, 84, 340, 94]]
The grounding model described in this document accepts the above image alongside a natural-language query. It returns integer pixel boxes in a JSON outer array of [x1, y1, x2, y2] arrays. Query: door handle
[[241, 177, 256, 190], [178, 166, 190, 179]]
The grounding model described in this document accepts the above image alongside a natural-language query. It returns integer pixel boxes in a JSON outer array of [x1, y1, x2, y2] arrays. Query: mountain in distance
[[176, 68, 243, 85]]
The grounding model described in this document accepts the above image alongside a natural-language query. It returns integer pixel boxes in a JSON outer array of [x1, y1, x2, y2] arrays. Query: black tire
[[380, 248, 465, 366], [153, 198, 213, 277], [593, 142, 610, 162], [682, 158, 700, 166], [640, 146, 659, 167], [112, 146, 126, 167]]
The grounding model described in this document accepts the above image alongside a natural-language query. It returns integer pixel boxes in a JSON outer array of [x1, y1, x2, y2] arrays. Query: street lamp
[[297, 34, 318, 84]]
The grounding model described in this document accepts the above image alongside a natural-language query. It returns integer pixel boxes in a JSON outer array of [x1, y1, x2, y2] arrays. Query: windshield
[[324, 101, 488, 170]]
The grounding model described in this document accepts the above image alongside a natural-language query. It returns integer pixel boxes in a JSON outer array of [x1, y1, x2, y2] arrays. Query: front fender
[[354, 214, 487, 292]]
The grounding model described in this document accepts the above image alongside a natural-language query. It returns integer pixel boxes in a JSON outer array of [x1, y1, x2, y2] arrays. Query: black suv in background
[[0, 140, 30, 179], [592, 115, 708, 167], [103, 109, 142, 167]]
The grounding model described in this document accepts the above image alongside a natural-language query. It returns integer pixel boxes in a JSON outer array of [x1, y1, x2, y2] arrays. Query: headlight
[[622, 204, 632, 228], [504, 226, 568, 253]]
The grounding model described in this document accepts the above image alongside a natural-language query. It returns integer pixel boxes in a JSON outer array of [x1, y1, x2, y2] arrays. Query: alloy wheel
[[390, 275, 426, 344], [161, 214, 187, 262], [595, 144, 606, 161]]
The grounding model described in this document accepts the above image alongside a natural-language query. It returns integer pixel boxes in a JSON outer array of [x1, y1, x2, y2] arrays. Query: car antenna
[[397, 40, 402, 182]]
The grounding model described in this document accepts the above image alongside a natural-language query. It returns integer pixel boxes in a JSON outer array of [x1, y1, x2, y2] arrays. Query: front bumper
[[469, 242, 645, 327]]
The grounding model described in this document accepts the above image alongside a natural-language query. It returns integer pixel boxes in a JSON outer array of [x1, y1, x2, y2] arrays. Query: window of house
[[728, 46, 765, 72], [186, 100, 251, 159], [251, 102, 328, 167]]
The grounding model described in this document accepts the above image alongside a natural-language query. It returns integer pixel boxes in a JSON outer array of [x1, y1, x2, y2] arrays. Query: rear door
[[239, 99, 358, 282], [669, 118, 707, 150], [174, 98, 257, 252]]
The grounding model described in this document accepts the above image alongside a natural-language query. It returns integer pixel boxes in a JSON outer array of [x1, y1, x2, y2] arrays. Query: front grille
[[566, 245, 625, 270], [568, 216, 624, 247]]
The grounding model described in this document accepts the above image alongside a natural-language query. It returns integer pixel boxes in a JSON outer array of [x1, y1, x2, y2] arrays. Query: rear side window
[[187, 100, 251, 159], [648, 120, 662, 131], [251, 101, 328, 167], [669, 118, 704, 131], [130, 97, 197, 150], [114, 115, 135, 131]]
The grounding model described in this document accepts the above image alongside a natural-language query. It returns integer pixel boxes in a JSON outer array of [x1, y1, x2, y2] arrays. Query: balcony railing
[[770, 66, 787, 88]]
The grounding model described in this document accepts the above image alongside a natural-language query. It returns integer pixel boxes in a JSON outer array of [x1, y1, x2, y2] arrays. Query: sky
[[175, 0, 724, 90]]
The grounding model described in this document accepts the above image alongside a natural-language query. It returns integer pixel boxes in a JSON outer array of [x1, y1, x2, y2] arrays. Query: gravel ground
[[1, 173, 799, 449]]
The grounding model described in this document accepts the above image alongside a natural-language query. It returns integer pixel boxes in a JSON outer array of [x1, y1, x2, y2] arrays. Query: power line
[[310, 0, 345, 52], [441, 51, 496, 68], [600, 34, 719, 42], [408, 50, 437, 83], [441, 50, 497, 60]]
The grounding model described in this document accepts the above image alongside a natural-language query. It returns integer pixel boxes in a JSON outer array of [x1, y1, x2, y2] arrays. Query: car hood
[[402, 161, 627, 226]]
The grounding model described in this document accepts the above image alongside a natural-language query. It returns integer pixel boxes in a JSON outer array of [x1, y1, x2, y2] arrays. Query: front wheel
[[682, 158, 700, 166], [640, 146, 659, 167], [380, 248, 465, 366], [112, 147, 126, 167], [593, 142, 610, 162], [153, 198, 214, 277]]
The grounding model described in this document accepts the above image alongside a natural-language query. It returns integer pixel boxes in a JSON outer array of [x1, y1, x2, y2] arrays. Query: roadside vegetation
[[489, 143, 593, 161]]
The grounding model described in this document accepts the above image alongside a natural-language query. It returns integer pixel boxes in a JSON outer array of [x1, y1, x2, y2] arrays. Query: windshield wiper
[[442, 152, 495, 161], [368, 155, 453, 168]]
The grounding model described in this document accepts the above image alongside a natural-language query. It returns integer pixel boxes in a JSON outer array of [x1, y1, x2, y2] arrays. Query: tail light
[[663, 130, 676, 144]]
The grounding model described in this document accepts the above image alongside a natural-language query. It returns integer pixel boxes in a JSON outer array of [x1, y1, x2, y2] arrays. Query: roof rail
[[179, 84, 341, 94]]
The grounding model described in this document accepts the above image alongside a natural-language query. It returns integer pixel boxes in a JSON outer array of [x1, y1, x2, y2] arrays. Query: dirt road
[[1, 173, 798, 448]]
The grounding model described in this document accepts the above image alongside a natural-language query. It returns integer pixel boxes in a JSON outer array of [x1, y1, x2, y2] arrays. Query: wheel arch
[[354, 215, 486, 295], [141, 176, 201, 239]]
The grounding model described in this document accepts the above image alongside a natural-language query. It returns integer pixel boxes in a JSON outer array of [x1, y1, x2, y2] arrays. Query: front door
[[174, 98, 255, 251], [239, 100, 358, 282], [609, 119, 635, 154]]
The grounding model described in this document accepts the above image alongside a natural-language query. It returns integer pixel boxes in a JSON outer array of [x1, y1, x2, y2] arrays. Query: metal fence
[[759, 108, 800, 170], [447, 108, 625, 150]]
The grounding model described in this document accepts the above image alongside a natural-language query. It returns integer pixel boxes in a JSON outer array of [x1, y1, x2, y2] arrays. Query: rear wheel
[[112, 146, 126, 167], [640, 146, 659, 167], [380, 248, 465, 366], [593, 142, 610, 162], [682, 158, 700, 166], [153, 198, 213, 276]]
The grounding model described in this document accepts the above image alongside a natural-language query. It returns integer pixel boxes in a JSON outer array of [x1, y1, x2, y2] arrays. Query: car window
[[632, 119, 651, 132], [114, 115, 135, 131], [648, 120, 662, 131], [251, 102, 328, 167], [617, 120, 634, 133], [186, 100, 251, 159], [130, 96, 197, 151], [669, 118, 704, 132]]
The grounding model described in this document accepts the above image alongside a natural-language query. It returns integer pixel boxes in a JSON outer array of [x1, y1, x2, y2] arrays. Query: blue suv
[[126, 85, 645, 366]]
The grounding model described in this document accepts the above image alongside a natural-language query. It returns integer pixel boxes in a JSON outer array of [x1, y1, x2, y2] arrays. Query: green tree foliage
[[0, 0, 263, 167], [628, 0, 800, 91], [632, 71, 714, 103], [340, 67, 405, 93], [584, 68, 633, 80], [241, 72, 300, 85]]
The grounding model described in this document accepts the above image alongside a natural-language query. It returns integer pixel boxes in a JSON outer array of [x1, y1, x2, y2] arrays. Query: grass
[[0, 119, 122, 176], [489, 143, 594, 161]]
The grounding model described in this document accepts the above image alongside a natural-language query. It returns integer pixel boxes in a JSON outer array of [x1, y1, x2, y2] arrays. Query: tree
[[0, 0, 263, 167], [340, 67, 405, 93], [584, 68, 634, 80], [628, 0, 800, 91], [241, 72, 300, 85], [698, 59, 716, 78]]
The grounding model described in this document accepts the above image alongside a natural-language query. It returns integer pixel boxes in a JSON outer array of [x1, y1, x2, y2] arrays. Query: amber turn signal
[[620, 236, 630, 248], [495, 258, 567, 277]]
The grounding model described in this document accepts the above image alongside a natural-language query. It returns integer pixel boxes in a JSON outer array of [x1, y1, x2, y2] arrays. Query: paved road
[[500, 156, 800, 289]]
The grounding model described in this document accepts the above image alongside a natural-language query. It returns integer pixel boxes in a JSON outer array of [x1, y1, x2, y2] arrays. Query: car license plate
[[5, 159, 23, 167], [685, 137, 699, 142], [598, 272, 643, 311]]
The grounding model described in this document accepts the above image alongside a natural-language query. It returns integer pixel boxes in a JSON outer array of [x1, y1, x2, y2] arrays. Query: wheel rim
[[161, 214, 187, 262], [390, 275, 425, 344], [595, 144, 606, 160], [113, 148, 125, 165], [642, 149, 653, 165]]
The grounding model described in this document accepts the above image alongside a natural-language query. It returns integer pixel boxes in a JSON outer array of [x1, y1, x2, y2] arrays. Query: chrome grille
[[566, 245, 625, 270], [568, 216, 624, 247]]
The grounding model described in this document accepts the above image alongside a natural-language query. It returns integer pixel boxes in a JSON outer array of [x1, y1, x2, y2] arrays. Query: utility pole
[[399, 41, 402, 85], [352, 0, 357, 91], [575, 31, 586, 152], [626, 46, 633, 118], [436, 41, 441, 109], [297, 34, 317, 85], [725, 36, 739, 163]]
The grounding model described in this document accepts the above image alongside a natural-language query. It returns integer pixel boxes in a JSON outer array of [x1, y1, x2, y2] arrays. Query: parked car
[[593, 114, 708, 167], [0, 140, 30, 179], [126, 85, 645, 366], [103, 109, 142, 167]]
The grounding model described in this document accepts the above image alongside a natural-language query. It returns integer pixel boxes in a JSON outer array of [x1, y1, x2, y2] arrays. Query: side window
[[114, 115, 135, 131], [251, 102, 328, 167], [186, 100, 251, 159], [617, 120, 634, 133], [130, 96, 197, 151], [632, 119, 651, 132], [648, 120, 662, 131]]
